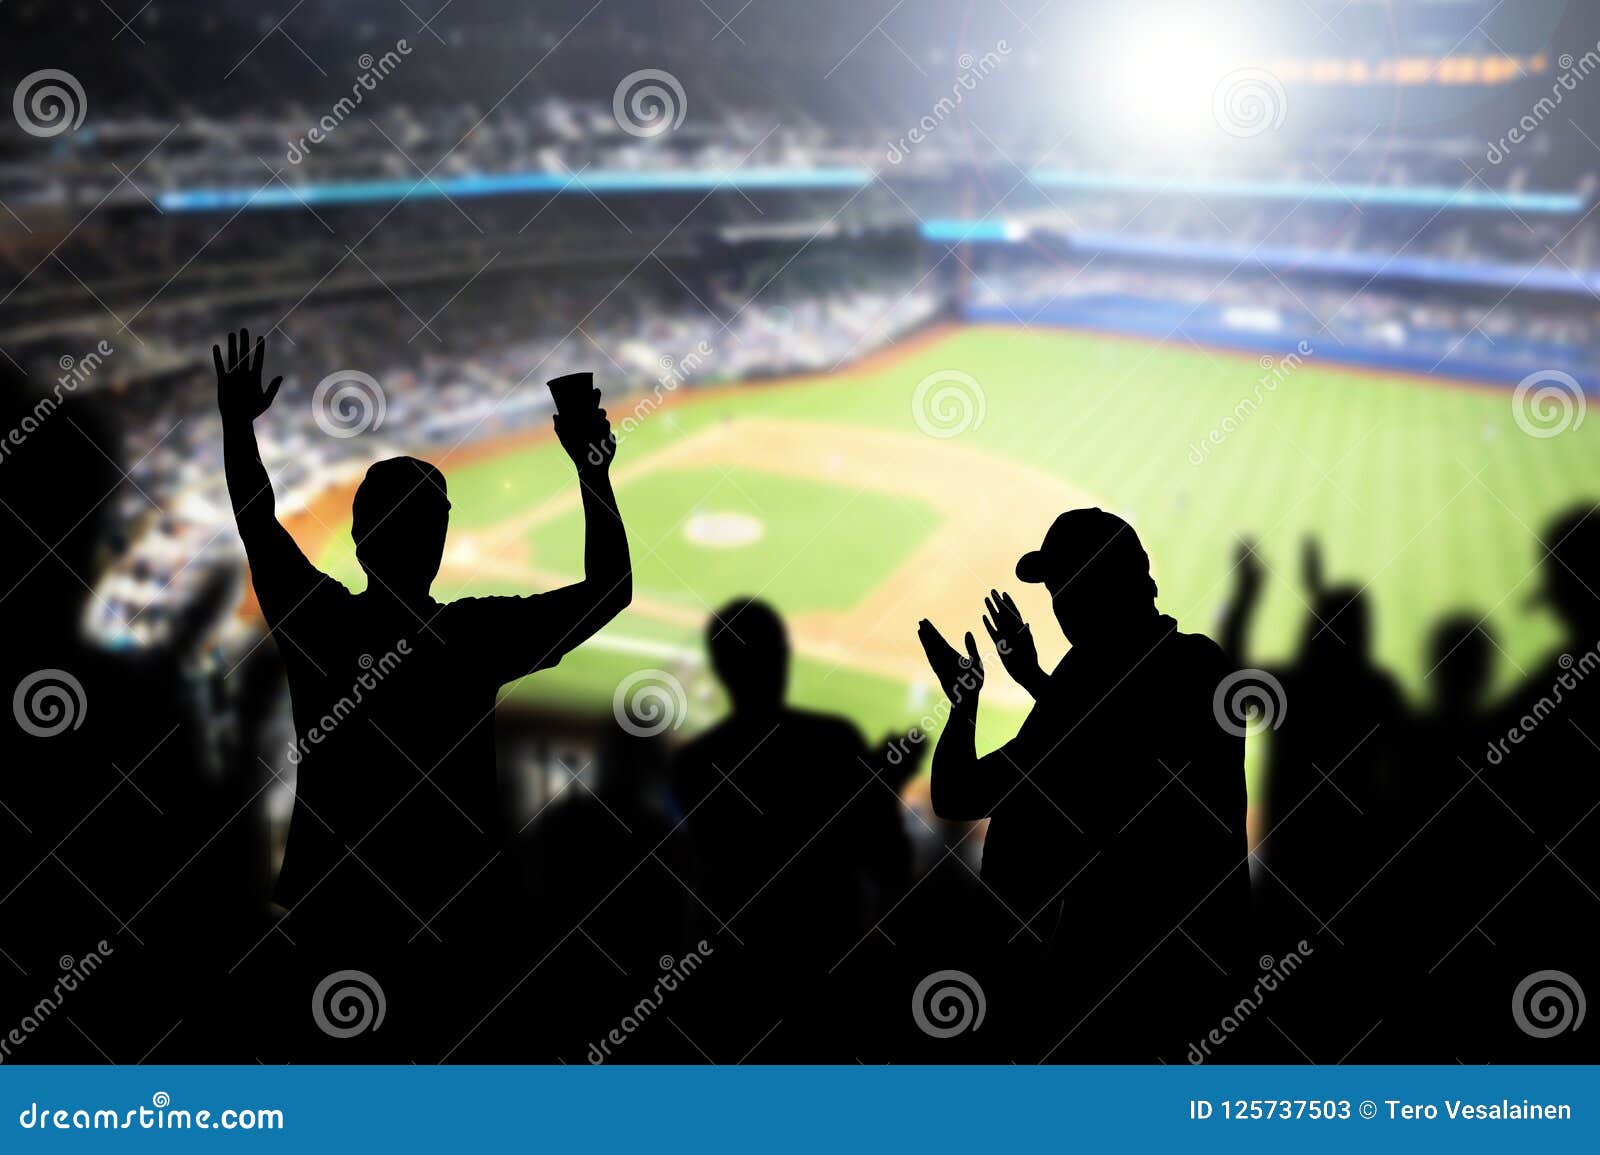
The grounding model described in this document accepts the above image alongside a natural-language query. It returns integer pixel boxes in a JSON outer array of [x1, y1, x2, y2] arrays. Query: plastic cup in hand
[[547, 372, 599, 416]]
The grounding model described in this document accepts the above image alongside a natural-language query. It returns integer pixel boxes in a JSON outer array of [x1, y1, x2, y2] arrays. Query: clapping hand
[[917, 619, 983, 705], [982, 588, 1045, 695]]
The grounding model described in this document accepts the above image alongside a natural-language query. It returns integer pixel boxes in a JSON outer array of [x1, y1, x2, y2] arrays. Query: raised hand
[[918, 618, 983, 704], [1301, 537, 1325, 596], [1235, 537, 1265, 597], [1221, 538, 1266, 663], [554, 402, 615, 473], [214, 328, 282, 427], [983, 588, 1046, 697]]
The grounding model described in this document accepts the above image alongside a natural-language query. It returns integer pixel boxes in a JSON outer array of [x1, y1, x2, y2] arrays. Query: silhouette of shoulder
[[252, 553, 349, 629], [433, 593, 578, 681], [1169, 627, 1238, 692], [1169, 626, 1230, 665], [783, 707, 869, 749], [672, 706, 873, 816]]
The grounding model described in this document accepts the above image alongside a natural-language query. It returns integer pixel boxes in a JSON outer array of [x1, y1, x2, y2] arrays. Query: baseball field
[[307, 324, 1598, 786]]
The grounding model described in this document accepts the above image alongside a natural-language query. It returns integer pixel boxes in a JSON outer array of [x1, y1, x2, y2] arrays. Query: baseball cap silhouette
[[1016, 508, 1156, 599]]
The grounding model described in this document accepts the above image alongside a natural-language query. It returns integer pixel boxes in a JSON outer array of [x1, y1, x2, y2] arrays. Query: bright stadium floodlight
[[1081, 0, 1264, 154]]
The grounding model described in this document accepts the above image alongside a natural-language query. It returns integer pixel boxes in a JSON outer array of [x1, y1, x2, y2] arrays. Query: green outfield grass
[[316, 326, 1600, 795]]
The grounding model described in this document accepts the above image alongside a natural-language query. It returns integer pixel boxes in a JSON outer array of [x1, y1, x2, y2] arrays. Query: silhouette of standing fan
[[216, 330, 632, 949]]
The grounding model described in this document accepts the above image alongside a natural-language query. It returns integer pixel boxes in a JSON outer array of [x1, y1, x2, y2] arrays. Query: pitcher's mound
[[684, 511, 764, 549]]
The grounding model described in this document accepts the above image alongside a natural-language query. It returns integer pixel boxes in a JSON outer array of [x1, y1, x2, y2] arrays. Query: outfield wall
[[964, 295, 1596, 389]]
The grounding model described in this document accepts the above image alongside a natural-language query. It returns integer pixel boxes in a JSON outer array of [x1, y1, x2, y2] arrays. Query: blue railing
[[158, 166, 875, 212]]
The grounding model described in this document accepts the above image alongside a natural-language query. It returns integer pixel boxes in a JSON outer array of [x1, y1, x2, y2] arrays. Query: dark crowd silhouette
[[1, 329, 1596, 1064]]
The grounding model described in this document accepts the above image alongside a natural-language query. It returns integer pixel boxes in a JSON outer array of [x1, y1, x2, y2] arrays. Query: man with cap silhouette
[[216, 329, 631, 944], [1472, 505, 1600, 1061], [918, 509, 1248, 1059]]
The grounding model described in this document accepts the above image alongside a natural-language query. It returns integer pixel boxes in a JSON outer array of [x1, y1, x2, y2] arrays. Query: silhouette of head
[[351, 456, 450, 598], [1016, 509, 1158, 644], [0, 369, 119, 618], [707, 598, 788, 712], [1304, 585, 1372, 665], [1536, 505, 1600, 636], [1426, 614, 1492, 716]]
